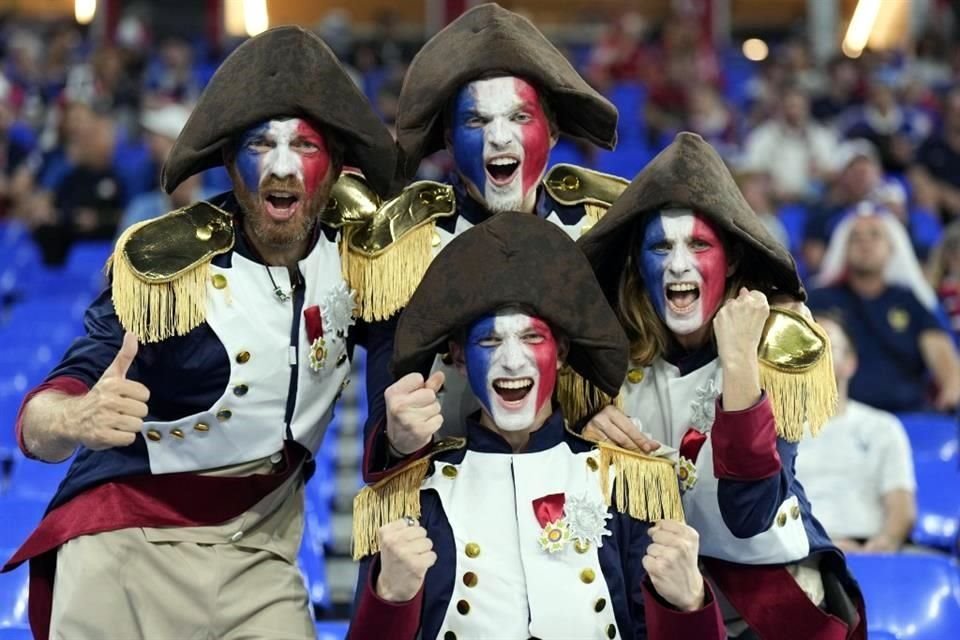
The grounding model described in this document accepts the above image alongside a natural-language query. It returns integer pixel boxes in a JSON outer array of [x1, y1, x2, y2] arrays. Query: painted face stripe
[[465, 315, 496, 411], [691, 213, 727, 323], [516, 78, 551, 197], [295, 119, 331, 196], [529, 317, 557, 410], [639, 213, 669, 319], [235, 119, 331, 197]]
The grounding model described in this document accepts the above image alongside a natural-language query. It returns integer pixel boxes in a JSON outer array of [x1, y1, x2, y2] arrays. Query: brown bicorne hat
[[392, 212, 629, 396], [162, 26, 397, 196], [577, 132, 805, 303], [395, 2, 618, 181]]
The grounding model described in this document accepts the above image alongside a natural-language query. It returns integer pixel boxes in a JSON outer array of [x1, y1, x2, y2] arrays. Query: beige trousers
[[48, 461, 315, 640]]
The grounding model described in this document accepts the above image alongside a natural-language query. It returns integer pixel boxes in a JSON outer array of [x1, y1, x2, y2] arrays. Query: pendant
[[538, 519, 571, 553]]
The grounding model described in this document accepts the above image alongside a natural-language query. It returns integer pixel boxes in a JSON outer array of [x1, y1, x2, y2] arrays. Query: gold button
[[217, 409, 232, 421], [465, 542, 480, 558], [146, 429, 161, 442], [442, 466, 458, 478], [607, 623, 617, 638], [194, 422, 210, 432], [575, 540, 591, 554], [212, 274, 228, 289], [627, 368, 644, 384], [595, 597, 607, 612], [431, 230, 441, 247], [236, 351, 251, 364], [233, 384, 248, 397], [456, 599, 470, 615], [790, 505, 801, 520], [777, 512, 787, 527], [195, 224, 213, 241], [444, 633, 456, 640], [170, 428, 184, 439], [463, 572, 478, 588], [580, 568, 595, 584], [586, 457, 598, 471], [336, 352, 348, 366]]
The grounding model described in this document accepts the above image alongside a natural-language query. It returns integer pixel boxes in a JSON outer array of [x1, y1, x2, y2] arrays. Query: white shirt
[[795, 399, 916, 539], [742, 120, 836, 198]]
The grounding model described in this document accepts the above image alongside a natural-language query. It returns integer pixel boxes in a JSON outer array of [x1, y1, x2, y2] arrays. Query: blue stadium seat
[[898, 413, 959, 463], [62, 241, 113, 292], [0, 498, 44, 550], [299, 505, 330, 609], [912, 461, 960, 549], [8, 453, 66, 502], [846, 553, 960, 639], [595, 145, 653, 179], [777, 202, 809, 258], [0, 629, 32, 640], [315, 620, 349, 640], [546, 140, 586, 169], [605, 82, 647, 145], [0, 548, 29, 631]]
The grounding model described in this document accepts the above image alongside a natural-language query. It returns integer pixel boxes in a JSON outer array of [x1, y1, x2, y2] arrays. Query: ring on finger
[[403, 515, 417, 527]]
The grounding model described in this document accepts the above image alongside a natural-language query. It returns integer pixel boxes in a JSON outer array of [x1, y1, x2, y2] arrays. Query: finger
[[399, 388, 440, 409], [116, 380, 151, 402], [103, 332, 139, 379], [642, 554, 663, 577], [423, 414, 443, 435], [113, 398, 149, 418], [645, 542, 675, 559], [393, 525, 430, 543], [404, 536, 435, 554], [651, 519, 692, 536], [387, 373, 426, 396], [424, 370, 445, 394], [607, 410, 660, 452], [421, 550, 438, 570], [111, 416, 145, 433], [379, 519, 414, 538], [594, 417, 642, 451]]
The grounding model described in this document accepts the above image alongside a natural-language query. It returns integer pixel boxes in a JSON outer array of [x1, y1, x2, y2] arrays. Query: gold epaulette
[[321, 171, 381, 229], [543, 164, 629, 232], [759, 307, 838, 441], [342, 181, 456, 322], [556, 365, 623, 427], [352, 436, 466, 560], [110, 201, 234, 343]]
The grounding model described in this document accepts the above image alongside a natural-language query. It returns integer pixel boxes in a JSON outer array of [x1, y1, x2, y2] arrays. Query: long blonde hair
[[616, 222, 746, 366]]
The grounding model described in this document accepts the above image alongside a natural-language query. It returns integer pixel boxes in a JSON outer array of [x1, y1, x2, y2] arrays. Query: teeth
[[489, 158, 519, 166], [667, 283, 697, 292], [494, 378, 533, 390], [270, 191, 295, 198]]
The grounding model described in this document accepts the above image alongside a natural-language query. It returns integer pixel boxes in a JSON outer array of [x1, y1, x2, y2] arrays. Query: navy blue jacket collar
[[462, 407, 569, 455]]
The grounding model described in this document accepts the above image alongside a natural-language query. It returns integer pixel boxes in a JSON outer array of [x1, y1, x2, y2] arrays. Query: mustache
[[259, 175, 306, 197]]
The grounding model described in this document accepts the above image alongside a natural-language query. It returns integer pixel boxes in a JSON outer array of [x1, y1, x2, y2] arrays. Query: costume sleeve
[[348, 555, 423, 640]]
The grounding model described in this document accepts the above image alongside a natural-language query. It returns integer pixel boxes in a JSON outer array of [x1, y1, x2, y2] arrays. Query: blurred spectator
[[811, 56, 861, 123], [838, 72, 931, 173], [805, 140, 941, 271], [742, 84, 836, 202], [734, 167, 789, 247], [926, 220, 960, 334], [685, 82, 738, 158], [585, 11, 648, 91], [117, 103, 211, 236], [0, 73, 37, 216], [144, 38, 203, 104], [912, 86, 960, 219], [796, 315, 917, 553], [809, 206, 960, 413]]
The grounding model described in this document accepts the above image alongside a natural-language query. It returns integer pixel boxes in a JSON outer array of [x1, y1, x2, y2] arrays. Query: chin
[[665, 310, 706, 337]]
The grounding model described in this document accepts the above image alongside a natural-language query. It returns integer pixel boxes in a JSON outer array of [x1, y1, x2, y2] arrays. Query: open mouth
[[263, 190, 302, 222], [485, 156, 521, 186], [492, 377, 534, 404], [665, 282, 700, 314]]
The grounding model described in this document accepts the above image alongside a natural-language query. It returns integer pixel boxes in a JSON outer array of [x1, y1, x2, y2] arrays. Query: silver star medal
[[565, 494, 612, 549], [689, 376, 720, 432], [311, 283, 357, 372]]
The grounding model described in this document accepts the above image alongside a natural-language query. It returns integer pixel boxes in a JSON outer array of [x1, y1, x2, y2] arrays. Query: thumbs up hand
[[68, 332, 152, 450], [385, 371, 445, 456]]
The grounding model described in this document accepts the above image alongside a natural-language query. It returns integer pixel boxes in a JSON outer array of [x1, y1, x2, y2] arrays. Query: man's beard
[[234, 175, 332, 248]]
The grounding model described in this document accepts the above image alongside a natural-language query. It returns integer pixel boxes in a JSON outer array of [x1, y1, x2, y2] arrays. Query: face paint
[[637, 210, 728, 336], [232, 118, 333, 247], [450, 76, 552, 213], [464, 312, 558, 432]]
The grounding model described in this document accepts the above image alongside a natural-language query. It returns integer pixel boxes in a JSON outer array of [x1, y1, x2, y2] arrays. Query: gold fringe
[[109, 221, 209, 343], [556, 366, 622, 425], [760, 335, 838, 442], [597, 442, 685, 522], [581, 203, 606, 235], [344, 223, 435, 322], [351, 456, 431, 560]]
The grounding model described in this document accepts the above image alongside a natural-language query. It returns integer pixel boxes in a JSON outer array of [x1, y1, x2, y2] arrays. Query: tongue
[[669, 291, 697, 309], [496, 386, 530, 402]]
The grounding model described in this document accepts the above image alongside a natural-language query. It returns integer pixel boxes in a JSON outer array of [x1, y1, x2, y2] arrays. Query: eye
[[477, 336, 502, 347], [521, 332, 545, 344], [512, 112, 533, 124], [690, 239, 712, 251], [465, 116, 488, 128], [246, 138, 273, 153], [292, 139, 320, 153], [648, 240, 671, 254]]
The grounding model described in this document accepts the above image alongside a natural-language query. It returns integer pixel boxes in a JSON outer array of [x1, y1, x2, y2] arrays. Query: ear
[[556, 335, 570, 369], [726, 245, 743, 277], [448, 339, 467, 376]]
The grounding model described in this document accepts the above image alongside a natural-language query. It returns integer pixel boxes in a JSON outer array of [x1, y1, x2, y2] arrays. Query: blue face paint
[[450, 85, 489, 194], [638, 215, 668, 321], [464, 314, 496, 412], [235, 121, 270, 194]]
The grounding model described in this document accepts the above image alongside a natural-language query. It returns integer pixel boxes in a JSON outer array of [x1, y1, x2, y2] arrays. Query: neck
[[673, 324, 712, 352], [241, 218, 312, 270], [479, 403, 553, 452], [847, 270, 886, 298]]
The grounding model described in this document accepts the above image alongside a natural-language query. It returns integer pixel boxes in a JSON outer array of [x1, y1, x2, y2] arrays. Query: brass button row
[[465, 542, 480, 558], [146, 421, 211, 441], [586, 457, 599, 472], [442, 466, 458, 478]]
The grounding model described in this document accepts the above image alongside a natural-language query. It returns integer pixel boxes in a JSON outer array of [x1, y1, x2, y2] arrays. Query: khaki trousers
[[48, 462, 315, 640]]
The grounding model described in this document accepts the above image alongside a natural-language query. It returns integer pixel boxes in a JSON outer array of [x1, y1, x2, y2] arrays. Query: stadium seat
[[898, 413, 959, 463], [0, 547, 28, 632], [546, 140, 586, 169], [846, 553, 960, 639], [595, 145, 653, 179], [315, 620, 349, 640], [777, 202, 809, 258], [0, 498, 45, 550], [300, 494, 331, 608], [0, 629, 31, 640], [7, 453, 66, 502], [606, 82, 647, 145]]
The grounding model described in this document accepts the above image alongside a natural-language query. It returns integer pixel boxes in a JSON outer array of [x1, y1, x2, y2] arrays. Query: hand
[[64, 332, 150, 450], [375, 519, 437, 603], [643, 520, 706, 612], [833, 538, 864, 553], [385, 371, 445, 456], [862, 534, 899, 553], [714, 288, 770, 369], [583, 406, 660, 453], [768, 295, 812, 321]]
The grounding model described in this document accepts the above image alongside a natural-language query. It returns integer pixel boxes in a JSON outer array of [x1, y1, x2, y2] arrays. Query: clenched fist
[[385, 371, 445, 456], [583, 405, 660, 453], [713, 288, 769, 370], [375, 519, 438, 603], [68, 332, 151, 450], [642, 519, 706, 612]]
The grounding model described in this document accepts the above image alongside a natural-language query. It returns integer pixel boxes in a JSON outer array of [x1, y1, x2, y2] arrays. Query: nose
[[666, 247, 691, 278], [267, 145, 299, 180], [486, 118, 512, 149], [500, 339, 526, 372]]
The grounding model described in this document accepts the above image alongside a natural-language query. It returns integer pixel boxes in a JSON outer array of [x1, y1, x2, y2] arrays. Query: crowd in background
[[0, 6, 958, 555]]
